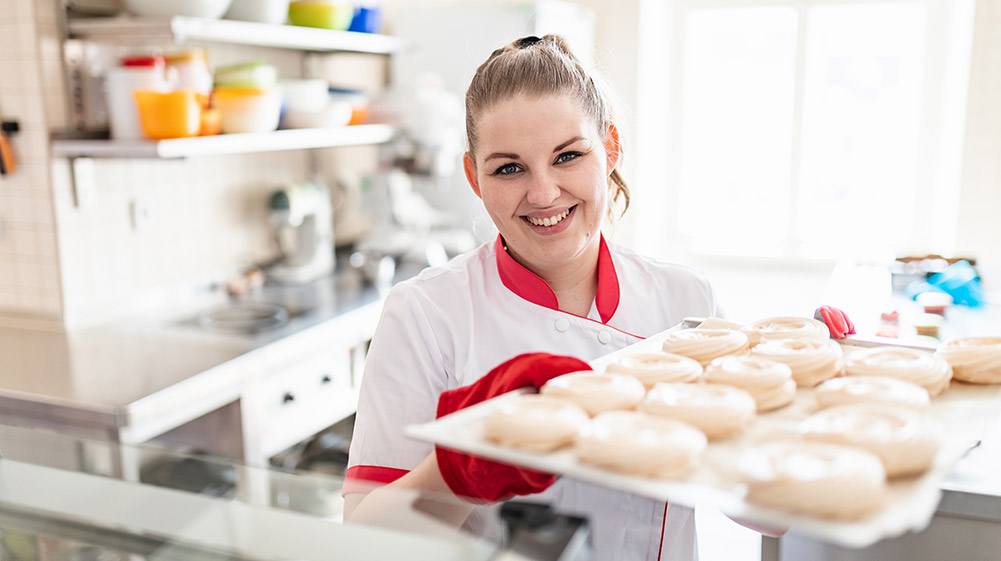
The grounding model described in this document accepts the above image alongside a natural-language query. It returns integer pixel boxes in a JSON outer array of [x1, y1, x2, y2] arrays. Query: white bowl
[[279, 79, 329, 113], [217, 90, 283, 133], [225, 0, 290, 24], [125, 0, 234, 18], [283, 101, 352, 129]]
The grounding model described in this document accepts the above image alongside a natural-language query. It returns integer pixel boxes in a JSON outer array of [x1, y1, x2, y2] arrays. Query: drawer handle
[[282, 392, 296, 404], [321, 374, 332, 384]]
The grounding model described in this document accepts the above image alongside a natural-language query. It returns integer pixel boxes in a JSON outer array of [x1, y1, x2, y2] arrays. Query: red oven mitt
[[435, 352, 591, 503], [815, 305, 856, 339]]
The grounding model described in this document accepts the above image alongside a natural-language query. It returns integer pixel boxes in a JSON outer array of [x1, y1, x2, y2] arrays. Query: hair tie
[[515, 36, 542, 48]]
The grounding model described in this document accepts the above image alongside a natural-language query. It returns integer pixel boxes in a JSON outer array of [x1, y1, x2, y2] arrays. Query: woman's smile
[[521, 204, 578, 236]]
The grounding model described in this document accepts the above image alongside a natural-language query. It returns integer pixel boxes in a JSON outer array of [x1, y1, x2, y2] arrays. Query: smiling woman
[[464, 93, 618, 305], [345, 35, 724, 561]]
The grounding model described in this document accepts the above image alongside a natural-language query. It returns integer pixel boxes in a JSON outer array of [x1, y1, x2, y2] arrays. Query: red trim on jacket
[[343, 465, 409, 494], [494, 235, 620, 324], [656, 501, 669, 561]]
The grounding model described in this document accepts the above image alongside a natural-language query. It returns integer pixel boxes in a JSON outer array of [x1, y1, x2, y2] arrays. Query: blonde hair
[[465, 34, 630, 216]]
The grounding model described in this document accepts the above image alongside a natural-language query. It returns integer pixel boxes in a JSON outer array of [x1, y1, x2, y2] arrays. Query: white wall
[[956, 0, 1001, 296]]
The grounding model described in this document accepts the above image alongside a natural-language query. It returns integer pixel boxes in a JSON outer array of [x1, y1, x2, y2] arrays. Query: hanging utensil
[[0, 119, 18, 176]]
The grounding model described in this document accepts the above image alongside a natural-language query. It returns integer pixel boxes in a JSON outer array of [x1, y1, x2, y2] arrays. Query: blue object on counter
[[908, 260, 984, 308], [928, 260, 983, 307], [348, 6, 382, 33]]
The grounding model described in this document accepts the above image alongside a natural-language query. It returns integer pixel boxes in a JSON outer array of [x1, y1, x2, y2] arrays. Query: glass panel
[[0, 425, 511, 561], [796, 1, 926, 257], [677, 6, 798, 255]]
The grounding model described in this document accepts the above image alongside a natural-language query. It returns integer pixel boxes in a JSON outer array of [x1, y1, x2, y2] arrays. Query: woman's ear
[[604, 122, 621, 175], [464, 151, 482, 199]]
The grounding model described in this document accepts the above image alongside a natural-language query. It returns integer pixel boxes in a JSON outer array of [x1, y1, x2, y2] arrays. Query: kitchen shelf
[[51, 124, 396, 159], [67, 16, 402, 54]]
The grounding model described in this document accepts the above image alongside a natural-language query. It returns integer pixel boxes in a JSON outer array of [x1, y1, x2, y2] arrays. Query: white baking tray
[[406, 322, 1001, 548]]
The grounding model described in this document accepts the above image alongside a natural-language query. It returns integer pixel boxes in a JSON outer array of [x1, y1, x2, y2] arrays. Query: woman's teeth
[[526, 207, 572, 227]]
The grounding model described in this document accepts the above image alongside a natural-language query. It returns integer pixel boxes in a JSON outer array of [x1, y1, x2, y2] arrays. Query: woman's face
[[464, 94, 619, 271]]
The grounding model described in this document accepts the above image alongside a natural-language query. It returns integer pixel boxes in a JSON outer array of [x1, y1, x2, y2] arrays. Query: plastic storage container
[[105, 55, 172, 140], [166, 49, 212, 98], [133, 90, 202, 139]]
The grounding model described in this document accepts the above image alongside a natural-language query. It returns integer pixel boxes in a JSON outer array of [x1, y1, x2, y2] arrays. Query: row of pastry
[[480, 317, 1001, 520]]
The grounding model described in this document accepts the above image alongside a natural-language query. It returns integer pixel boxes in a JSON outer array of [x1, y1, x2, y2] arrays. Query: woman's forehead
[[475, 94, 597, 155]]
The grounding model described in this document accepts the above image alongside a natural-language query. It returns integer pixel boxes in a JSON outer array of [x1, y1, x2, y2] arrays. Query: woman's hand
[[436, 353, 591, 503], [814, 305, 855, 339]]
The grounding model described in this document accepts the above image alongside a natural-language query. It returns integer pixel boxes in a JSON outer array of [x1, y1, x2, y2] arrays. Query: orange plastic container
[[133, 90, 201, 140]]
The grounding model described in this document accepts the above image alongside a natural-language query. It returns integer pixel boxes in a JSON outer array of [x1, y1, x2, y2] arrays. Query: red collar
[[494, 235, 620, 324]]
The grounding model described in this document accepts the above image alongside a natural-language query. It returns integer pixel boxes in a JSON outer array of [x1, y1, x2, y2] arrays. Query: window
[[635, 0, 975, 261]]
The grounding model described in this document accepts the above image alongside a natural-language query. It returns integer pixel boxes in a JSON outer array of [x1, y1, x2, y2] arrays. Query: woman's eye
[[555, 151, 582, 165], [493, 163, 522, 176]]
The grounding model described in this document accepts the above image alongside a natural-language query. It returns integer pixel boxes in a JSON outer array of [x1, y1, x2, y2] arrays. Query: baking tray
[[406, 319, 1001, 548]]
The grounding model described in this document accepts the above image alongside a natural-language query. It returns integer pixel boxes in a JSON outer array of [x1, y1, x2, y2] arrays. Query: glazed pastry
[[936, 337, 1001, 384], [641, 382, 756, 439], [703, 355, 796, 412], [483, 394, 589, 452], [751, 338, 844, 387], [739, 441, 886, 520], [606, 351, 703, 388], [845, 347, 952, 396], [576, 411, 707, 478], [662, 328, 749, 365], [800, 404, 941, 478], [541, 372, 646, 415], [742, 316, 831, 346], [815, 376, 930, 410]]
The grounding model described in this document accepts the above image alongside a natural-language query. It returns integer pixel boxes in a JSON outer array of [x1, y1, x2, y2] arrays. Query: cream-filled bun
[[742, 316, 831, 346], [815, 376, 930, 410], [641, 382, 756, 439], [739, 441, 886, 520], [482, 394, 589, 452], [541, 372, 646, 416], [751, 338, 843, 387], [606, 352, 703, 388], [936, 337, 1001, 384], [662, 328, 749, 365], [576, 411, 707, 478], [845, 347, 952, 396], [799, 403, 941, 478], [703, 355, 796, 412]]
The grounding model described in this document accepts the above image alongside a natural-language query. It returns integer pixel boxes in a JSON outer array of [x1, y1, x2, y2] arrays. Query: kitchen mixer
[[267, 181, 335, 284]]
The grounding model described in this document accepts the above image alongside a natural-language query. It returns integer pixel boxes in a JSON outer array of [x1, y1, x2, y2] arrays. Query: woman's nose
[[524, 171, 561, 207]]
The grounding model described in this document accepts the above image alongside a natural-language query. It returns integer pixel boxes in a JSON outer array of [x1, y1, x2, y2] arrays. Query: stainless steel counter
[[0, 269, 386, 446]]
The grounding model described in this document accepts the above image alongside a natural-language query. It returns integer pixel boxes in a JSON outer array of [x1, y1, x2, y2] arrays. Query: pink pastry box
[[406, 320, 1001, 548]]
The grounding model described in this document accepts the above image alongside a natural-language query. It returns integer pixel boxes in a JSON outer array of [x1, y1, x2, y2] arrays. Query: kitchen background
[[0, 0, 1000, 560], [0, 0, 999, 328]]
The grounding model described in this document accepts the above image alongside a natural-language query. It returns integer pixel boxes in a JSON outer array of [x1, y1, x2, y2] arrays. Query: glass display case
[[0, 425, 589, 561]]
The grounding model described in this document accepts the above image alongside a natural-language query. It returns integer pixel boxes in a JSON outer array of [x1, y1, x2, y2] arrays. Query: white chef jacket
[[347, 235, 717, 561]]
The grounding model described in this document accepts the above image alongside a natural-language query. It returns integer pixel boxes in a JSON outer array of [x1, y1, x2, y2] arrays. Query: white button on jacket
[[348, 235, 717, 561]]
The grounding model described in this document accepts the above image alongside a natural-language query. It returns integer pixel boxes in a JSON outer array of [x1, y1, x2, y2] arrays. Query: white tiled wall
[[0, 0, 63, 318]]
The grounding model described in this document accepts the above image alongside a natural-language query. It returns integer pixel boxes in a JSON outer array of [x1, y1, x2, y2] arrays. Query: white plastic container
[[283, 101, 352, 129], [166, 50, 212, 96], [105, 56, 172, 140], [215, 89, 283, 133], [225, 0, 290, 24], [279, 79, 329, 113]]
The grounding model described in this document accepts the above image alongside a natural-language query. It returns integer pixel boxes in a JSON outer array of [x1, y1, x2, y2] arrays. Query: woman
[[345, 35, 848, 560]]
